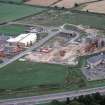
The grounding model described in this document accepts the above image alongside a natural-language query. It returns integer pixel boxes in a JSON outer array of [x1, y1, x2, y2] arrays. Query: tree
[[54, 6, 58, 9], [69, 101, 84, 105], [78, 95, 85, 103], [62, 7, 65, 10], [86, 10, 89, 12], [92, 93, 102, 104], [66, 97, 70, 104], [50, 100, 64, 105], [74, 3, 79, 7], [83, 95, 95, 105], [100, 96, 105, 105]]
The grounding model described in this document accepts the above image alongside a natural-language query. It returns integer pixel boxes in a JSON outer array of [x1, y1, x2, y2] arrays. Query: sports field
[[0, 25, 26, 35], [0, 3, 46, 23]]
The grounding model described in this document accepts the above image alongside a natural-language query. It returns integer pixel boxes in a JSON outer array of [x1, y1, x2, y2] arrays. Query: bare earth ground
[[82, 0, 105, 14], [25, 0, 58, 6], [53, 0, 96, 8]]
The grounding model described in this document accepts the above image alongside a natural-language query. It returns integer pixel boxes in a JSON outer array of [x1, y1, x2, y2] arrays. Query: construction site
[[1, 0, 105, 103], [0, 24, 105, 81], [25, 31, 80, 65], [0, 31, 38, 64], [24, 25, 105, 66]]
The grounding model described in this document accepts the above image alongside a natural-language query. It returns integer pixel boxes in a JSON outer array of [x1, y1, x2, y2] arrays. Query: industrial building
[[81, 36, 105, 53], [7, 33, 37, 47], [87, 53, 105, 68]]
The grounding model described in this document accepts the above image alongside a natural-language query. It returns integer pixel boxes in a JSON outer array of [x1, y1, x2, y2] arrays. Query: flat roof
[[19, 33, 37, 44], [87, 53, 105, 64], [7, 34, 28, 43]]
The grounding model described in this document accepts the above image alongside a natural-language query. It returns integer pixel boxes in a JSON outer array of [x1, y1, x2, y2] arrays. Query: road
[[8, 22, 59, 30], [60, 25, 81, 43], [0, 31, 59, 69], [1, 86, 105, 105]]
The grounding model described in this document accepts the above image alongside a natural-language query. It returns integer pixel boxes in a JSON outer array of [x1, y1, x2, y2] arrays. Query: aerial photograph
[[0, 0, 105, 105]]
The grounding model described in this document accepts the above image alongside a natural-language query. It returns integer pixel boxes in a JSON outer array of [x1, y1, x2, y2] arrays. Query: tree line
[[49, 93, 105, 105]]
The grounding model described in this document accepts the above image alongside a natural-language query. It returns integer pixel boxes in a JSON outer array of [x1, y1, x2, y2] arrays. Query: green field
[[0, 55, 105, 99], [0, 3, 46, 23], [0, 61, 67, 89], [0, 0, 23, 3], [0, 56, 84, 98], [0, 25, 26, 35], [0, 57, 86, 99], [0, 56, 105, 99], [17, 9, 105, 29], [0, 61, 68, 99]]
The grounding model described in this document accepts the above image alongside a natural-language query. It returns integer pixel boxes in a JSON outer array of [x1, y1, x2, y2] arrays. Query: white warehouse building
[[7, 33, 37, 47], [19, 33, 37, 46]]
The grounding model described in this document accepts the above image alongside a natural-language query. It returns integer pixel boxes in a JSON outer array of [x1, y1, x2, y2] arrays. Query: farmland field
[[0, 0, 23, 3], [0, 61, 66, 89], [0, 3, 46, 23], [53, 0, 96, 8], [17, 9, 105, 29], [0, 25, 26, 35], [25, 0, 59, 6], [0, 57, 85, 98], [81, 0, 105, 14], [0, 61, 68, 98], [25, 0, 97, 8], [0, 57, 105, 99]]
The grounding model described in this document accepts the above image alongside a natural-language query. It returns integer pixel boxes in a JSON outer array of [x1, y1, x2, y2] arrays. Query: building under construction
[[81, 36, 105, 54]]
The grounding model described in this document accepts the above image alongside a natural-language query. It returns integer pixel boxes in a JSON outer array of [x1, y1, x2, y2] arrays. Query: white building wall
[[19, 33, 37, 46], [7, 33, 37, 47]]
